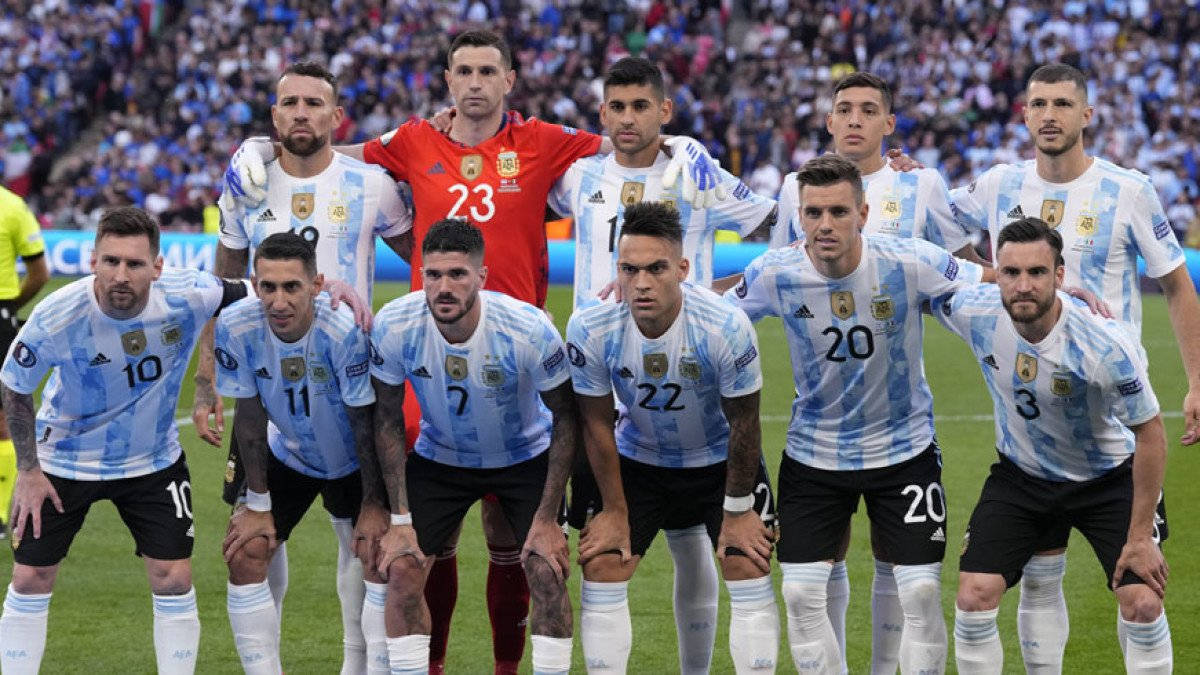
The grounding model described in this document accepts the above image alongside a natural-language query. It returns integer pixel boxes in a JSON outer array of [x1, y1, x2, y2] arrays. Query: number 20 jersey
[[726, 235, 983, 471]]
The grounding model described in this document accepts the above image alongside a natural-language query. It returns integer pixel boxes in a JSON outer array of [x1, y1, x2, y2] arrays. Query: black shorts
[[777, 444, 947, 565], [960, 453, 1161, 590], [262, 452, 362, 541], [0, 299, 19, 406], [407, 451, 554, 557], [13, 455, 194, 566], [1034, 489, 1170, 549]]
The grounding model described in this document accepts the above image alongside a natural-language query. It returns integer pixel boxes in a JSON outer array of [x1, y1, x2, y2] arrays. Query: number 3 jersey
[[726, 235, 983, 471], [370, 290, 570, 469], [0, 268, 234, 480], [934, 286, 1159, 482], [566, 283, 762, 469], [214, 299, 374, 480]]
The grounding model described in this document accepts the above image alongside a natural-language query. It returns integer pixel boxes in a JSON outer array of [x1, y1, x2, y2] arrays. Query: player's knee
[[522, 555, 566, 592], [582, 553, 636, 583], [227, 538, 271, 584], [894, 570, 942, 628], [386, 555, 425, 599], [1118, 587, 1163, 623], [10, 564, 56, 594], [146, 560, 192, 595], [720, 552, 764, 582], [955, 574, 1003, 612]]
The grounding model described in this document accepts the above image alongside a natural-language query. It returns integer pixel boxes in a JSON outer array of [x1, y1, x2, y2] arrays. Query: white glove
[[661, 136, 729, 209], [224, 136, 275, 207]]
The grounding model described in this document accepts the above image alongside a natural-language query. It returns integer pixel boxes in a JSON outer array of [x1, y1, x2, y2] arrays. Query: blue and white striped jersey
[[218, 153, 412, 302], [950, 158, 1185, 336], [1, 268, 229, 480], [566, 283, 762, 468], [934, 286, 1159, 482], [214, 298, 374, 480], [726, 235, 983, 470], [370, 290, 570, 469], [549, 151, 775, 308]]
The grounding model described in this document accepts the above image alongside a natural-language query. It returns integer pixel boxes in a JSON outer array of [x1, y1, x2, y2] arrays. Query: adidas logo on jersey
[[89, 353, 111, 366], [618, 367, 634, 379], [256, 209, 277, 223], [254, 367, 271, 379], [931, 526, 945, 542], [412, 366, 432, 378], [1006, 205, 1024, 219], [427, 162, 446, 175], [982, 355, 998, 370], [793, 305, 814, 319], [588, 190, 605, 204]]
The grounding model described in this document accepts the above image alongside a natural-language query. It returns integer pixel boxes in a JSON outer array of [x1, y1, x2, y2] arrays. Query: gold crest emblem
[[482, 365, 504, 387], [1076, 213, 1096, 236], [960, 530, 970, 556], [643, 353, 668, 378], [224, 459, 236, 484], [1016, 353, 1038, 383], [121, 329, 147, 356], [830, 291, 855, 320], [620, 181, 645, 207], [161, 324, 182, 346], [660, 197, 677, 211], [292, 193, 315, 219], [881, 199, 900, 219], [446, 355, 469, 381], [870, 295, 895, 321], [328, 203, 348, 224], [310, 364, 330, 382], [1040, 199, 1065, 227], [281, 356, 306, 382], [497, 150, 519, 178], [679, 358, 701, 381], [1051, 373, 1073, 397], [460, 154, 483, 181]]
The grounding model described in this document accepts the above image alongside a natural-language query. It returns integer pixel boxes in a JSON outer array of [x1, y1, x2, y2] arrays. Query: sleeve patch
[[1153, 221, 1171, 240], [944, 258, 960, 281], [732, 182, 751, 200], [345, 360, 369, 378], [215, 347, 238, 371], [542, 346, 565, 373], [567, 343, 586, 367], [369, 342, 385, 366], [379, 128, 398, 147], [1117, 378, 1144, 396], [734, 278, 748, 298], [12, 342, 36, 368], [734, 345, 758, 371], [560, 125, 577, 135]]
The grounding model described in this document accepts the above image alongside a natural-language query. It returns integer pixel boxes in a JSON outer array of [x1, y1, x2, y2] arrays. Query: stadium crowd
[[5, 0, 1200, 243]]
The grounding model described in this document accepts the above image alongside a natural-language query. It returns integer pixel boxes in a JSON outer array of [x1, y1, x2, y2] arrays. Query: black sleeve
[[214, 279, 249, 316]]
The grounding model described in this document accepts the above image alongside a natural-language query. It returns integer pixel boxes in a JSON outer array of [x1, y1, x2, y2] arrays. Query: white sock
[[781, 562, 841, 673], [726, 575, 779, 673], [580, 580, 632, 672], [666, 525, 719, 675], [153, 587, 201, 674], [1018, 553, 1068, 674], [362, 582, 389, 673], [871, 559, 902, 675], [893, 563, 946, 675], [227, 580, 282, 674], [953, 607, 1001, 675], [1117, 607, 1129, 657], [1121, 611, 1172, 674], [0, 584, 50, 674], [826, 560, 850, 675], [333, 517, 367, 675], [386, 634, 430, 675], [531, 634, 573, 675], [267, 541, 288, 622]]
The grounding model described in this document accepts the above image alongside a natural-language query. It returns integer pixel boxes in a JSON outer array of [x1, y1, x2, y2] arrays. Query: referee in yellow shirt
[[0, 186, 48, 534]]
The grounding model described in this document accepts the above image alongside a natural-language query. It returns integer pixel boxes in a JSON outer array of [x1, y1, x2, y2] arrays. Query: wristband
[[245, 490, 272, 512], [723, 494, 754, 513], [391, 513, 413, 526]]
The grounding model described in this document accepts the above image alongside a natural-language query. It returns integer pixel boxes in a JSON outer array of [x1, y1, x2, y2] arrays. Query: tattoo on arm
[[347, 404, 386, 506], [720, 391, 762, 498], [372, 377, 410, 512], [2, 383, 39, 471], [578, 392, 626, 510], [537, 381, 578, 520], [233, 396, 271, 493]]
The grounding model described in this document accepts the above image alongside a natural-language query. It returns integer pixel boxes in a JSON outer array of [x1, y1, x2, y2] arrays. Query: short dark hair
[[96, 206, 160, 254], [448, 30, 512, 70], [833, 71, 892, 112], [619, 201, 682, 245], [254, 232, 317, 277], [1027, 63, 1088, 100], [795, 154, 864, 205], [280, 61, 338, 100], [996, 217, 1065, 267], [604, 57, 665, 100], [423, 219, 485, 260]]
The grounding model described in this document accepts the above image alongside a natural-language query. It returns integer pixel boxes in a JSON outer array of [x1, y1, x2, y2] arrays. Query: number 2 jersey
[[566, 283, 762, 468], [0, 268, 243, 480], [934, 286, 1159, 482], [370, 290, 570, 468], [214, 299, 374, 480], [726, 235, 983, 471]]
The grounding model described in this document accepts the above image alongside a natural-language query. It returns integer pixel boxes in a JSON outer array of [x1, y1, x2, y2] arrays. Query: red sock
[[424, 553, 458, 671], [486, 543, 529, 674]]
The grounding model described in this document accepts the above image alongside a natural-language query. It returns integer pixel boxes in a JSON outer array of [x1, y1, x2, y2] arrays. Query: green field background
[[2, 279, 1194, 673]]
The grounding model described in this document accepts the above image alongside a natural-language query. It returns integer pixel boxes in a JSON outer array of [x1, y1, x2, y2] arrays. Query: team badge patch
[[1040, 199, 1065, 227], [328, 203, 348, 224], [292, 193, 315, 219], [497, 150, 519, 178], [1016, 353, 1038, 383], [281, 356, 306, 382], [880, 198, 900, 219], [1076, 212, 1096, 236], [310, 364, 330, 383], [870, 295, 894, 321], [679, 357, 701, 381], [1051, 373, 1073, 397], [643, 353, 668, 378], [214, 347, 238, 371], [460, 154, 483, 181], [830, 291, 855, 320], [620, 181, 645, 207], [161, 324, 182, 346], [121, 330, 147, 356], [446, 355, 469, 381], [12, 341, 36, 368], [224, 459, 236, 483], [482, 365, 504, 387]]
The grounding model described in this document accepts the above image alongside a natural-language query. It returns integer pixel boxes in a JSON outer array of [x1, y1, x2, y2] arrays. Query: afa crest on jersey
[[870, 295, 895, 321], [1076, 212, 1097, 236], [122, 329, 147, 356], [446, 355, 469, 380], [161, 324, 182, 346], [1040, 199, 1064, 227], [497, 150, 519, 178], [620, 181, 645, 207], [292, 193, 315, 219], [1016, 353, 1038, 383], [1051, 372, 1073, 397], [679, 357, 701, 381], [281, 356, 306, 382], [643, 353, 668, 378], [830, 291, 855, 320], [482, 364, 505, 387]]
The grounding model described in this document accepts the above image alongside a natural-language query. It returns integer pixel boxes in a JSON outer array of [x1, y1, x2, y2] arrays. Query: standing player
[[194, 61, 411, 674], [727, 155, 985, 674], [935, 219, 1172, 673], [567, 202, 778, 674], [214, 233, 388, 673], [0, 207, 249, 674], [548, 57, 776, 674], [0, 186, 48, 535], [368, 220, 578, 675], [949, 63, 1200, 673]]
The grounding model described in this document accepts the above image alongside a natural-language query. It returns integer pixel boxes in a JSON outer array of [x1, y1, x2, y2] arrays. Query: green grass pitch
[[2, 278, 1195, 673]]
